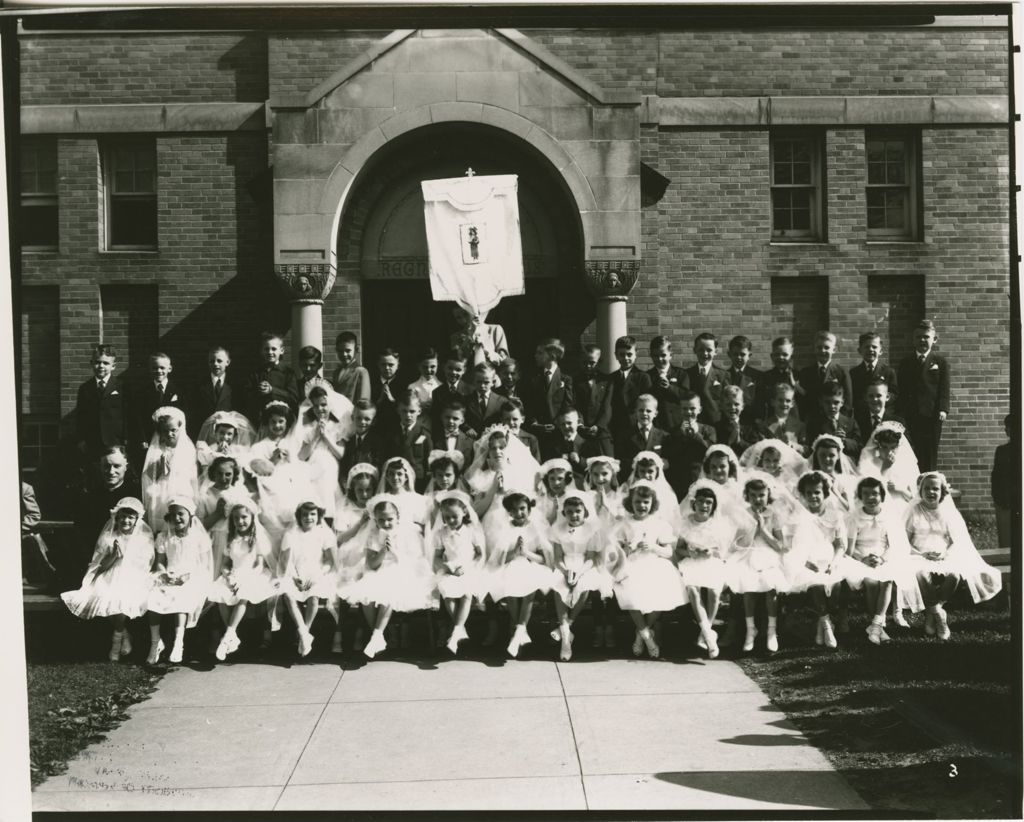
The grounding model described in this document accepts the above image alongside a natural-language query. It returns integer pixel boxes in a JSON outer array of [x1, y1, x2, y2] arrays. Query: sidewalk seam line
[[555, 662, 589, 811], [273, 667, 347, 810]]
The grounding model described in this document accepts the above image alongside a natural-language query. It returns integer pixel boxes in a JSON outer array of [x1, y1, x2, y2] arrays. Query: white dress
[[207, 530, 279, 606], [196, 442, 250, 479], [549, 521, 614, 606], [483, 517, 558, 600], [339, 524, 437, 612], [787, 502, 846, 593], [333, 499, 371, 588], [292, 418, 346, 520], [141, 442, 199, 534], [147, 525, 213, 625], [727, 506, 791, 594], [838, 505, 919, 600], [278, 523, 338, 600], [433, 525, 487, 599], [62, 523, 155, 620], [676, 513, 734, 591], [247, 437, 313, 546], [611, 515, 686, 612]]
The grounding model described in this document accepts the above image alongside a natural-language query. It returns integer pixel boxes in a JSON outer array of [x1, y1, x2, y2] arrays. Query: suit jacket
[[610, 368, 653, 435], [189, 374, 238, 439], [431, 429, 477, 472], [666, 424, 717, 498], [849, 361, 898, 411], [523, 366, 575, 432], [753, 367, 802, 421], [384, 422, 434, 491], [463, 390, 506, 438], [725, 366, 762, 422], [430, 382, 471, 428], [796, 361, 854, 418], [541, 432, 603, 483], [339, 430, 388, 482], [683, 364, 729, 425], [804, 413, 863, 458], [572, 372, 613, 433], [614, 425, 670, 483], [129, 377, 188, 447], [370, 375, 408, 433], [75, 375, 127, 455], [494, 382, 522, 403], [246, 363, 300, 423], [896, 352, 950, 419], [645, 365, 690, 431], [714, 418, 756, 458], [854, 408, 906, 443], [753, 414, 806, 452]]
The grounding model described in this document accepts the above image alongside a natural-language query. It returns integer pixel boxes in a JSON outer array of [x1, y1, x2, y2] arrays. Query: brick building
[[9, 6, 1015, 510]]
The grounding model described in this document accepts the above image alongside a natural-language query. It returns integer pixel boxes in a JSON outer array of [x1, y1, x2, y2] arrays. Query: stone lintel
[[21, 103, 266, 134]]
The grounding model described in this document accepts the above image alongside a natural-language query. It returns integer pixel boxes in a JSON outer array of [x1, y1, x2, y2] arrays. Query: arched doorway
[[337, 122, 589, 371]]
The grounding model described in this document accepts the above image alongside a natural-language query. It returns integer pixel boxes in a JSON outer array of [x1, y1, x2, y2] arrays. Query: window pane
[[20, 203, 59, 247], [110, 196, 157, 246], [133, 169, 156, 193], [867, 159, 886, 185], [774, 161, 792, 185], [114, 169, 135, 193], [886, 160, 905, 184], [867, 206, 886, 229], [885, 191, 907, 229], [792, 160, 812, 186]]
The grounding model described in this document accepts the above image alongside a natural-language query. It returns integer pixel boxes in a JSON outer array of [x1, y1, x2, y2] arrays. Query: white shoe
[[892, 609, 910, 629], [936, 607, 951, 641], [559, 631, 573, 661], [815, 618, 825, 646], [822, 618, 838, 649], [446, 626, 468, 654], [742, 627, 757, 653], [866, 623, 882, 645], [696, 633, 708, 650], [331, 631, 343, 654], [702, 624, 720, 659], [924, 609, 937, 636], [119, 632, 133, 657], [215, 629, 236, 661], [169, 640, 184, 664], [550, 627, 562, 643], [641, 628, 660, 659], [766, 631, 779, 654], [364, 630, 387, 659], [108, 631, 123, 662], [147, 639, 165, 665], [879, 626, 892, 643], [507, 627, 526, 658], [631, 631, 644, 657], [298, 628, 313, 658]]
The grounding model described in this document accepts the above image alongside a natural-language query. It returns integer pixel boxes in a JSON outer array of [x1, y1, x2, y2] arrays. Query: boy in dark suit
[[495, 358, 523, 403], [754, 336, 804, 421], [855, 379, 905, 442], [666, 390, 717, 498], [753, 383, 805, 452], [726, 335, 762, 424], [797, 331, 853, 421], [431, 349, 470, 430], [385, 390, 433, 491], [246, 332, 300, 424], [542, 408, 603, 484], [432, 400, 477, 469], [684, 333, 728, 425], [610, 335, 652, 437], [129, 352, 187, 463], [371, 347, 406, 435], [615, 394, 670, 483], [896, 321, 950, 472], [501, 399, 542, 463], [715, 385, 756, 457], [189, 346, 236, 440], [849, 332, 898, 417], [804, 381, 862, 458], [339, 400, 386, 480], [297, 345, 324, 400], [524, 338, 574, 438], [572, 344, 614, 455], [646, 335, 689, 431], [464, 363, 506, 437], [75, 344, 127, 463]]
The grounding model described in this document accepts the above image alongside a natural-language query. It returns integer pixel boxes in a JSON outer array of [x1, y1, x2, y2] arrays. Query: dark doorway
[[340, 122, 588, 373]]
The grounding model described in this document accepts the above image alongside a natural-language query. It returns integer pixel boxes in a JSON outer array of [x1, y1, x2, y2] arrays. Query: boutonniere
[[928, 364, 939, 371], [669, 378, 678, 384], [170, 394, 178, 402], [109, 390, 119, 396], [653, 444, 662, 451], [712, 380, 721, 387], [415, 434, 426, 445]]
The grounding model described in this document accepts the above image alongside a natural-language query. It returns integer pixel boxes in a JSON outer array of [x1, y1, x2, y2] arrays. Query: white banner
[[421, 174, 524, 316]]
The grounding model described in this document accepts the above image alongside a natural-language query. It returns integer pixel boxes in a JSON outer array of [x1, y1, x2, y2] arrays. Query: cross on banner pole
[[465, 168, 475, 177]]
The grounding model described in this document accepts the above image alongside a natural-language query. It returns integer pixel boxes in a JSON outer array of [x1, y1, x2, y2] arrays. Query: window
[[865, 130, 920, 240], [20, 286, 61, 470], [104, 140, 157, 249], [770, 131, 825, 242], [20, 138, 58, 250]]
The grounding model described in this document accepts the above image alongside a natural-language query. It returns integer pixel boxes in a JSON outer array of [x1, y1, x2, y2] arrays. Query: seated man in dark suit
[[189, 346, 238, 440], [665, 389, 717, 498], [75, 344, 127, 465], [339, 399, 387, 480], [615, 394, 670, 484], [523, 338, 574, 438]]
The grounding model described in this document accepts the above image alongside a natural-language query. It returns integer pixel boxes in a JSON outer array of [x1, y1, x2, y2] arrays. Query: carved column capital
[[584, 260, 640, 301], [273, 262, 337, 305]]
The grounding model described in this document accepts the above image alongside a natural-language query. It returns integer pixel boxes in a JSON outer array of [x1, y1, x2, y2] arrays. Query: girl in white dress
[[146, 495, 213, 664], [904, 471, 1003, 640], [694, 445, 748, 530], [423, 451, 471, 523], [728, 472, 792, 654], [807, 434, 858, 513], [788, 471, 847, 649], [466, 424, 541, 522], [339, 494, 437, 659], [549, 490, 615, 661], [287, 382, 353, 523], [141, 407, 199, 534], [377, 456, 429, 533], [582, 455, 625, 649], [62, 497, 154, 662], [622, 451, 682, 530], [278, 494, 338, 657], [332, 463, 378, 653], [483, 491, 558, 658], [676, 480, 737, 659], [739, 438, 805, 495], [208, 490, 279, 661], [536, 458, 576, 525], [430, 490, 487, 654], [196, 456, 241, 574], [838, 476, 920, 645], [195, 411, 254, 478], [611, 480, 684, 659]]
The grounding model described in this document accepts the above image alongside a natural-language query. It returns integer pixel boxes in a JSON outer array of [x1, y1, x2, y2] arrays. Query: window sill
[[864, 240, 925, 245], [21, 247, 59, 254], [768, 241, 831, 247], [100, 248, 160, 255]]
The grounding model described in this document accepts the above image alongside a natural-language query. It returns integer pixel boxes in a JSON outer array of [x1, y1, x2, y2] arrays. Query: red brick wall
[[20, 33, 268, 105]]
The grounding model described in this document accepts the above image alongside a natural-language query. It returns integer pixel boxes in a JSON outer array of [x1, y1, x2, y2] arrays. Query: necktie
[[819, 366, 827, 380], [356, 435, 363, 450], [872, 415, 880, 429], [214, 378, 222, 398], [97, 379, 106, 392], [731, 369, 741, 386]]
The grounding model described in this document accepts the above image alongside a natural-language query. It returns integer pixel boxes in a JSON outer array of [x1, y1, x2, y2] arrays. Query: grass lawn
[[737, 596, 1018, 818]]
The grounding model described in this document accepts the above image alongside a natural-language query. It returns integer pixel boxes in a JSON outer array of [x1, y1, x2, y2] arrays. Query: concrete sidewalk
[[33, 656, 868, 811]]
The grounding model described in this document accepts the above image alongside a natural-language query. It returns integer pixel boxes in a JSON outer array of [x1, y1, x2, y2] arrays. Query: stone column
[[272, 263, 337, 368], [584, 261, 640, 373]]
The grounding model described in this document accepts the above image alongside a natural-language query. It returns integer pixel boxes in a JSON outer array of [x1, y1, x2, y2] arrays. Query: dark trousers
[[907, 414, 943, 472]]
